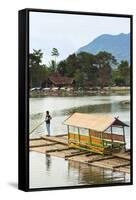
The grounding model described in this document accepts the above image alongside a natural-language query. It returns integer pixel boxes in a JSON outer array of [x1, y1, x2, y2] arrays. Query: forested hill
[[77, 33, 130, 63]]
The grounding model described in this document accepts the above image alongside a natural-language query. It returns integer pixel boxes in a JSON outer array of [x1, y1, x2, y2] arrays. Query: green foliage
[[57, 51, 130, 88], [98, 64, 112, 88], [48, 60, 56, 73], [29, 64, 49, 88], [57, 54, 79, 77], [112, 60, 130, 86], [118, 60, 130, 86], [51, 48, 59, 57], [29, 49, 43, 67], [51, 48, 59, 71], [29, 48, 130, 89], [29, 49, 48, 87], [96, 51, 117, 67], [57, 60, 67, 76], [74, 69, 84, 87], [57, 51, 114, 87]]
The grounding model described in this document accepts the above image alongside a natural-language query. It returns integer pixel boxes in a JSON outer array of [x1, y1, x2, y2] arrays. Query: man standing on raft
[[45, 111, 52, 136]]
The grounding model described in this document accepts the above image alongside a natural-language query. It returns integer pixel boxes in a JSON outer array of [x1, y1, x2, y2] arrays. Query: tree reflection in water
[[68, 160, 128, 185]]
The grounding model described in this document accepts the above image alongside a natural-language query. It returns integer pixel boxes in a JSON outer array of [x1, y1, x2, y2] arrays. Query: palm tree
[[29, 49, 43, 67], [51, 48, 59, 71]]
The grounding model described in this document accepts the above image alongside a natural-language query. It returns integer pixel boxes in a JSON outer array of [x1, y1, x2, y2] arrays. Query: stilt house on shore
[[41, 72, 74, 88]]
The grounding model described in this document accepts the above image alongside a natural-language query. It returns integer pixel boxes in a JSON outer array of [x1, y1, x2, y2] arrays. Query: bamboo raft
[[29, 134, 131, 174]]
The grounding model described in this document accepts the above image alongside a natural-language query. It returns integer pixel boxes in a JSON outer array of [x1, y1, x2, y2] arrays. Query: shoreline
[[30, 86, 130, 98]]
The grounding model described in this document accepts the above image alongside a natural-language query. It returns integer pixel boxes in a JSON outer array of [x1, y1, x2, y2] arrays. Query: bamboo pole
[[67, 125, 70, 144], [30, 142, 59, 148], [113, 162, 130, 169], [78, 127, 80, 146], [122, 126, 126, 151], [30, 120, 44, 135], [89, 129, 92, 145], [65, 151, 88, 159], [101, 131, 104, 154], [88, 156, 115, 163], [46, 147, 70, 153], [111, 125, 113, 150]]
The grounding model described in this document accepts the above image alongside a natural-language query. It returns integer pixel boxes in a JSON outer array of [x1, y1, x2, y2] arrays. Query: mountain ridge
[[77, 33, 130, 63]]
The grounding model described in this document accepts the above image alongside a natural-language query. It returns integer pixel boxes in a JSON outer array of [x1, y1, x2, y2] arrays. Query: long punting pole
[[67, 125, 70, 144], [89, 129, 92, 145], [101, 131, 104, 154], [78, 127, 80, 145], [111, 125, 113, 150], [122, 126, 126, 151]]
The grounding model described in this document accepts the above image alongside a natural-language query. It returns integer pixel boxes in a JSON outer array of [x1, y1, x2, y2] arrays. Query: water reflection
[[30, 100, 130, 120], [68, 161, 128, 185], [45, 154, 51, 171], [30, 152, 130, 188], [62, 102, 130, 116]]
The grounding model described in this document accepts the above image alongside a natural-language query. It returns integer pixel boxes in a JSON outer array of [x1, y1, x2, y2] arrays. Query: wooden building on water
[[64, 113, 129, 155]]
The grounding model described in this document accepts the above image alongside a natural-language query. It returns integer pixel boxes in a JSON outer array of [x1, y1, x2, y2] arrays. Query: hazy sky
[[30, 12, 130, 65]]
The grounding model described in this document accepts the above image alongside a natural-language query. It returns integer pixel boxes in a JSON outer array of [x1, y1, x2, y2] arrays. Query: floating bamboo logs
[[85, 152, 98, 157], [30, 138, 43, 141], [30, 142, 59, 148], [56, 134, 67, 137], [41, 135, 68, 145], [87, 156, 115, 163], [113, 163, 130, 169], [46, 147, 71, 153], [112, 152, 130, 160], [29, 135, 131, 174], [65, 151, 88, 160]]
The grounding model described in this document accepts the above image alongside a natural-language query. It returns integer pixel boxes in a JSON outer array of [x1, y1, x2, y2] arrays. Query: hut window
[[80, 128, 89, 136], [69, 126, 78, 134], [106, 126, 123, 135]]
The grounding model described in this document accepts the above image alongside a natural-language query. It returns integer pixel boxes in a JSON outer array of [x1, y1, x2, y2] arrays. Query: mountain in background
[[77, 33, 130, 64]]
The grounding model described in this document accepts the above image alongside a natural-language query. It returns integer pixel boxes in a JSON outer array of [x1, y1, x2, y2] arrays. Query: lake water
[[29, 93, 131, 189]]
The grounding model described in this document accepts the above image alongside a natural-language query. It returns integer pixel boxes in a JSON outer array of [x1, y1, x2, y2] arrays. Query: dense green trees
[[29, 49, 43, 67], [57, 51, 116, 87], [112, 61, 130, 86], [29, 48, 59, 87], [29, 49, 130, 88], [29, 49, 49, 87], [74, 69, 84, 88], [96, 52, 116, 88]]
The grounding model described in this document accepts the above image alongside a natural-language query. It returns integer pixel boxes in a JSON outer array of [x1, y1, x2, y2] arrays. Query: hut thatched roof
[[64, 112, 128, 132], [49, 72, 73, 85]]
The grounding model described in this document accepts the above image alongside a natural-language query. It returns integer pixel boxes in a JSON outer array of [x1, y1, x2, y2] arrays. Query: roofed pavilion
[[64, 113, 129, 154]]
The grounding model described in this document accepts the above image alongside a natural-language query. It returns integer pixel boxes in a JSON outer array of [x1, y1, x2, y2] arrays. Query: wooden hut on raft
[[64, 113, 129, 155]]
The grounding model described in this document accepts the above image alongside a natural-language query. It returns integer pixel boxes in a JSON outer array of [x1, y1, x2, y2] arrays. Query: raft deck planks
[[41, 135, 68, 145], [29, 135, 131, 174], [112, 152, 130, 160]]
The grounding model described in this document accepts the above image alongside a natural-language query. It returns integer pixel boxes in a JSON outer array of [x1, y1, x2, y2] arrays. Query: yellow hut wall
[[68, 129, 103, 146]]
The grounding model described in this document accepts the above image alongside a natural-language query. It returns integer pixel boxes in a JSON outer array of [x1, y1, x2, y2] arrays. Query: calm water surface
[[29, 93, 131, 188]]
